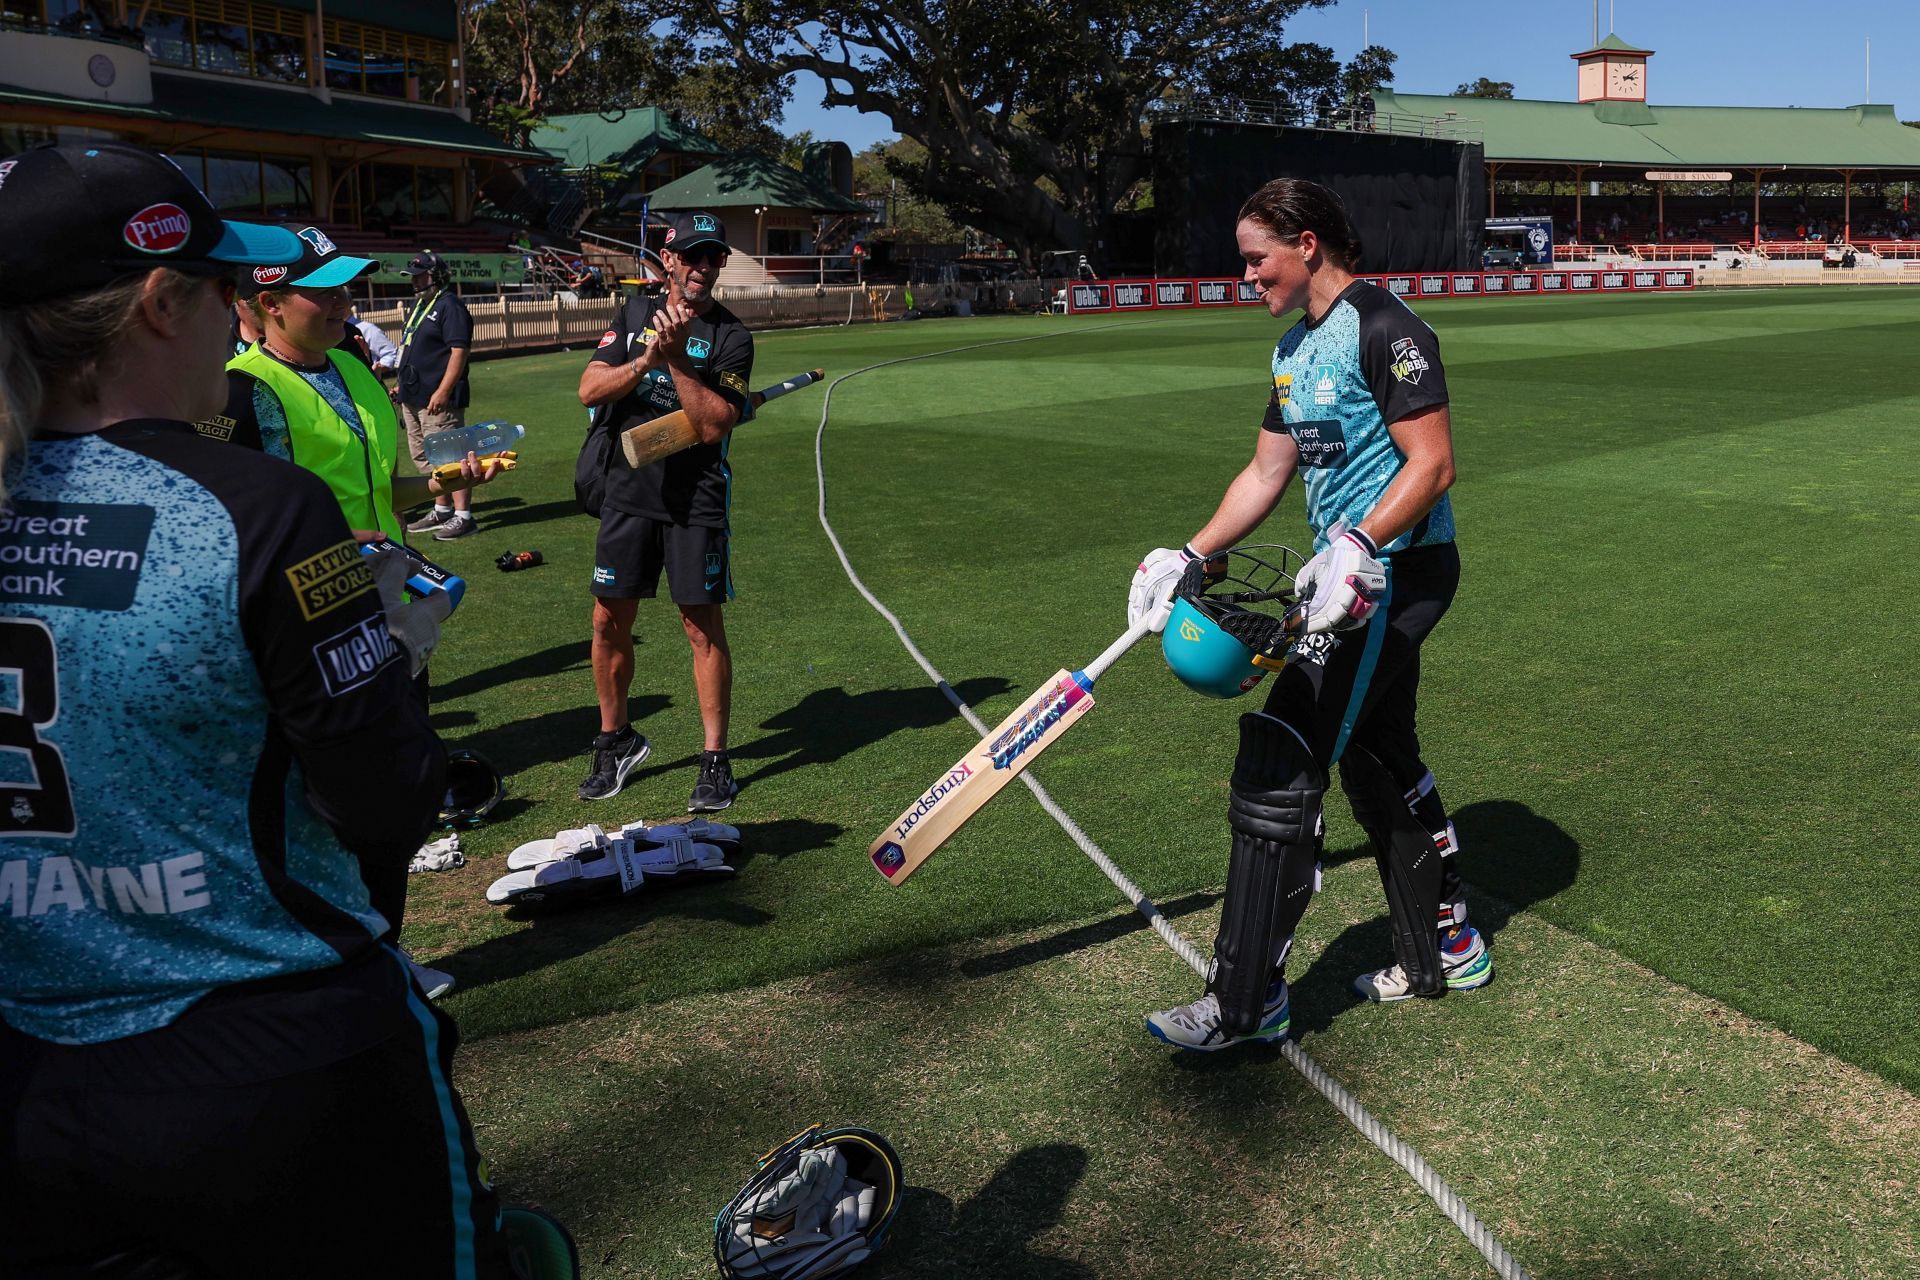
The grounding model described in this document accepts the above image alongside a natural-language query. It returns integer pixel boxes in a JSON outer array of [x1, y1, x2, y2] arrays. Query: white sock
[[434, 504, 452, 515]]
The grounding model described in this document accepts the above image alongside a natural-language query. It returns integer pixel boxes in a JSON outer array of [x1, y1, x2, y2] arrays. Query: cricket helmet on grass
[[714, 1124, 903, 1280], [439, 749, 504, 827], [1162, 545, 1306, 700]]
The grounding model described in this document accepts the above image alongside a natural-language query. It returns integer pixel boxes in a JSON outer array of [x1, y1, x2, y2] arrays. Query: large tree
[[461, 0, 788, 145], [696, 0, 1393, 262]]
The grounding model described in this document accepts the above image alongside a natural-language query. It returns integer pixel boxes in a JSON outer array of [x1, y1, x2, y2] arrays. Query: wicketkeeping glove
[[1127, 546, 1193, 633], [1294, 527, 1387, 634]]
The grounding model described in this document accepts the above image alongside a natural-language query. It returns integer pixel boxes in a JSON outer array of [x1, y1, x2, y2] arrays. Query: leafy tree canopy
[[1453, 77, 1516, 98], [695, 0, 1394, 262]]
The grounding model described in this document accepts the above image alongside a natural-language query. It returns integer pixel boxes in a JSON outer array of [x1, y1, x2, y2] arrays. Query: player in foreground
[[1132, 178, 1490, 1052], [576, 211, 754, 811], [0, 142, 539, 1275]]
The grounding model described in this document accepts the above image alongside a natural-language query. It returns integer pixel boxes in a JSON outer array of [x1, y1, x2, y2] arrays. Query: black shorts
[[0, 948, 510, 1280], [1258, 540, 1460, 787], [592, 508, 732, 605]]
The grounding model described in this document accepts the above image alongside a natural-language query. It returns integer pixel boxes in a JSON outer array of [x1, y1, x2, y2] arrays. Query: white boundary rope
[[810, 323, 1531, 1280]]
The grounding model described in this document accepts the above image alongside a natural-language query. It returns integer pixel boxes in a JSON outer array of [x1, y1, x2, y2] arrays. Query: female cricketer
[[1130, 178, 1491, 1051], [0, 142, 519, 1275]]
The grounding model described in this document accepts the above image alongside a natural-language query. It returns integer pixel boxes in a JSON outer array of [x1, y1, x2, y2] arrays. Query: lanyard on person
[[401, 287, 442, 360]]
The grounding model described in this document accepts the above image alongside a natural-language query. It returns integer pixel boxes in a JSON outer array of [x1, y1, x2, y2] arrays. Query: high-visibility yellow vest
[[230, 346, 403, 541]]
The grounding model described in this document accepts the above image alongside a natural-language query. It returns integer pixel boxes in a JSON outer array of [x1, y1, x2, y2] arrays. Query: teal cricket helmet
[[1163, 596, 1267, 699]]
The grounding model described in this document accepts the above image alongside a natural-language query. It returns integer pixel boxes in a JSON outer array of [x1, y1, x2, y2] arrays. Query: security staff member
[[577, 210, 754, 811], [399, 251, 479, 540], [0, 141, 518, 1278]]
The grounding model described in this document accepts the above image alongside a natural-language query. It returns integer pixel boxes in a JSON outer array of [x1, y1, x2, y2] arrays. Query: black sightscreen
[[1154, 121, 1487, 275]]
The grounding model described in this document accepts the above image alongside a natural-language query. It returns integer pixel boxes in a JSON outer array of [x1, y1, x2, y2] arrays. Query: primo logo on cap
[[252, 265, 289, 286], [123, 203, 192, 254]]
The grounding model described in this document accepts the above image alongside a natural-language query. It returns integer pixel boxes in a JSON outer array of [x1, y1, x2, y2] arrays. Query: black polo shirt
[[396, 288, 472, 410], [588, 294, 753, 528]]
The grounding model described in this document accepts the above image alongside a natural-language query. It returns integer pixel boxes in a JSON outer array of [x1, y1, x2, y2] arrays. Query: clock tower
[[1572, 33, 1652, 103]]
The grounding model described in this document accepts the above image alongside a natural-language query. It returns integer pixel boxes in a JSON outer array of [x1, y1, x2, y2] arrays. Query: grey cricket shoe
[[406, 507, 452, 532], [432, 513, 477, 540]]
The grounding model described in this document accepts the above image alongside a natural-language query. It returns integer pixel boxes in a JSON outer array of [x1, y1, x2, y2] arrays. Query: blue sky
[[779, 1, 1920, 152]]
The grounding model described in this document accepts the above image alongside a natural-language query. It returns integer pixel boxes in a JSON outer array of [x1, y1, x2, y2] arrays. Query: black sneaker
[[579, 728, 650, 801], [688, 751, 738, 813]]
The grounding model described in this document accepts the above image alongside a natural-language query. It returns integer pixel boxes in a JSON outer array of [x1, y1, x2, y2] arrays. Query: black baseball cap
[[663, 211, 730, 254], [237, 225, 377, 296], [0, 142, 303, 305], [406, 250, 443, 276]]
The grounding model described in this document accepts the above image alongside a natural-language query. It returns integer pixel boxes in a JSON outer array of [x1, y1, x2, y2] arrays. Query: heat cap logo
[[123, 203, 192, 254]]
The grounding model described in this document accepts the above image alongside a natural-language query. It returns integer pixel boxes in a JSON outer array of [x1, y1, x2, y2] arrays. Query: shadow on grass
[[1291, 798, 1582, 1036], [616, 677, 1016, 794], [442, 697, 671, 776], [442, 817, 843, 994], [884, 1144, 1093, 1279], [959, 892, 1221, 980], [471, 496, 582, 532], [431, 640, 596, 704]]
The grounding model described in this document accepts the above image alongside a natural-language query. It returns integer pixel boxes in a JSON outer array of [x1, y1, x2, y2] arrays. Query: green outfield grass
[[404, 288, 1920, 1277]]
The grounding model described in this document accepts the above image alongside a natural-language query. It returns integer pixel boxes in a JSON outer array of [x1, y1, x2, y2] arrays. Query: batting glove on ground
[[1296, 528, 1386, 634], [1128, 546, 1194, 633]]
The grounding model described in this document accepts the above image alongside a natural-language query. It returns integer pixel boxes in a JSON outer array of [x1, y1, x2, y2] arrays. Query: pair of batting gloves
[[1129, 529, 1385, 639]]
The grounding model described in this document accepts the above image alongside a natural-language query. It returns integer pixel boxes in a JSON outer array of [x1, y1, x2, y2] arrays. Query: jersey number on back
[[0, 619, 77, 839]]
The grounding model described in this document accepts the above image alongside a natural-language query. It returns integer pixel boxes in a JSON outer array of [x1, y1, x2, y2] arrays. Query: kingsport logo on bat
[[989, 678, 1088, 770], [891, 762, 973, 841]]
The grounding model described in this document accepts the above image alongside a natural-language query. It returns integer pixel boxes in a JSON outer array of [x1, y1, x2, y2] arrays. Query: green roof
[[0, 72, 541, 160], [642, 151, 865, 213], [530, 107, 724, 170], [1377, 90, 1920, 169], [1573, 33, 1654, 56]]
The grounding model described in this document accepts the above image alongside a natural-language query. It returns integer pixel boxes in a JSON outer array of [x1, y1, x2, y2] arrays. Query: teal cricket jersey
[[1263, 280, 1456, 555]]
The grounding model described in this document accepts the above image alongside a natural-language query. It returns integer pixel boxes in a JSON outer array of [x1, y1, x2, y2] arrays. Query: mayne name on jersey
[[1, 852, 212, 918]]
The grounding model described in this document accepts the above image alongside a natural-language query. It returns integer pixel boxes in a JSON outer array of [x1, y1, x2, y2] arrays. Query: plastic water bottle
[[423, 420, 524, 467]]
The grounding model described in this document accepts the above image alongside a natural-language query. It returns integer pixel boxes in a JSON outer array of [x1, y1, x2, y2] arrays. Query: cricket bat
[[869, 618, 1155, 884], [620, 368, 825, 468]]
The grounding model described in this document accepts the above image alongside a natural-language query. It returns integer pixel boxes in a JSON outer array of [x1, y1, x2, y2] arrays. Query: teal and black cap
[[664, 211, 730, 254], [238, 225, 377, 296], [0, 142, 302, 305]]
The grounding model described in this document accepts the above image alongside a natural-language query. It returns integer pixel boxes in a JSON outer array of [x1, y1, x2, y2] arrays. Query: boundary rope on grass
[[810, 321, 1531, 1280]]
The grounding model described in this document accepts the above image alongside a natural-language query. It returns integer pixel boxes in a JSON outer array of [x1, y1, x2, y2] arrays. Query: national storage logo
[[284, 540, 374, 621]]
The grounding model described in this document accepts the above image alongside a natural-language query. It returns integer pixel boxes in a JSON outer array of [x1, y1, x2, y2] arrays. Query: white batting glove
[[1128, 546, 1195, 633], [368, 546, 453, 676], [1296, 528, 1386, 634]]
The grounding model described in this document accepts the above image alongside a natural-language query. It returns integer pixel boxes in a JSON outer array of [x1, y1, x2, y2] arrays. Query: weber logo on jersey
[[1289, 419, 1348, 468], [313, 616, 400, 697], [1389, 337, 1429, 385]]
